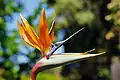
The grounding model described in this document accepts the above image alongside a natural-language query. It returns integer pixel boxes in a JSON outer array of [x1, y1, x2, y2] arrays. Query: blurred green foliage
[[105, 0, 120, 47], [0, 0, 23, 80], [0, 0, 119, 80], [47, 0, 120, 80], [37, 72, 56, 80]]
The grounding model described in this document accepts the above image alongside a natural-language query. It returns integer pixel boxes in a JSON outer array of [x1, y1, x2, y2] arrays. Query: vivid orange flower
[[17, 9, 54, 57], [17, 8, 85, 59], [17, 9, 105, 80]]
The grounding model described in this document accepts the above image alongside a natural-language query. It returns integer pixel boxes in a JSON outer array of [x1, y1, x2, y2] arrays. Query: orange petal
[[38, 9, 51, 53], [20, 14, 43, 49], [17, 20, 41, 51], [49, 17, 55, 41]]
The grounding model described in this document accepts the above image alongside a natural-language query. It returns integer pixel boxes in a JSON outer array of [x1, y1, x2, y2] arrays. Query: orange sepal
[[38, 9, 52, 53], [49, 17, 55, 41], [20, 14, 43, 49], [17, 20, 41, 51]]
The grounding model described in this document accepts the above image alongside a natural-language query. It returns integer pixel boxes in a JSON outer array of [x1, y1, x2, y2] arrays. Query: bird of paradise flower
[[17, 9, 105, 80]]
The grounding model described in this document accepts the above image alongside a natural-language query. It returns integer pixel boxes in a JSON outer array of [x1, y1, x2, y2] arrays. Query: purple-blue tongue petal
[[47, 27, 85, 59]]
